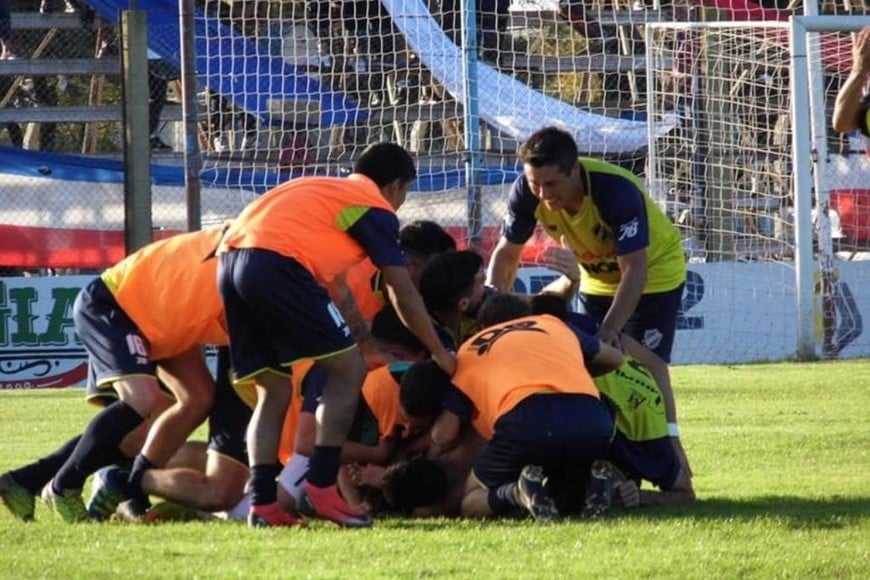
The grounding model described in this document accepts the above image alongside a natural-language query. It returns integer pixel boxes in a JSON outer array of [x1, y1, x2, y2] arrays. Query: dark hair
[[353, 142, 416, 187], [399, 359, 453, 418], [518, 126, 579, 175], [419, 250, 484, 313], [399, 220, 457, 261], [529, 293, 569, 320], [476, 292, 532, 328], [370, 303, 427, 355], [382, 457, 449, 514]]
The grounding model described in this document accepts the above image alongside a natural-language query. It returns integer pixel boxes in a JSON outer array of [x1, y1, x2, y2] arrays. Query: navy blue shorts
[[207, 347, 252, 464], [610, 433, 681, 490], [473, 393, 612, 513], [579, 283, 684, 363], [74, 278, 156, 390], [218, 248, 356, 380]]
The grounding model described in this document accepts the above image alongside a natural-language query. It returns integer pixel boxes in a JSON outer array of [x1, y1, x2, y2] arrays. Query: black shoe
[[581, 460, 623, 520], [516, 465, 559, 523], [115, 497, 150, 523]]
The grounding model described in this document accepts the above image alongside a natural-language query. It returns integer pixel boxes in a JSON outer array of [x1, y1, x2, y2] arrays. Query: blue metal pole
[[461, 0, 483, 250]]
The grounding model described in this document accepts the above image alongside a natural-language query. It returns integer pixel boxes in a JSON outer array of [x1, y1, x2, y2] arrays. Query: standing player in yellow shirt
[[487, 127, 686, 362]]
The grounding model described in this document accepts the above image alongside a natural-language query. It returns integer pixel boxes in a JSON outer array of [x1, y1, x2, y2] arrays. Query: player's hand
[[613, 480, 640, 508], [349, 463, 386, 488], [597, 325, 623, 350], [433, 350, 457, 377], [853, 26, 870, 77], [541, 236, 580, 283]]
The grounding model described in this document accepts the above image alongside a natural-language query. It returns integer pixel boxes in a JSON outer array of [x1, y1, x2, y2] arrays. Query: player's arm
[[538, 236, 580, 299], [428, 388, 473, 458], [487, 237, 524, 292], [833, 26, 870, 134], [486, 176, 540, 291], [638, 467, 695, 507], [325, 272, 372, 346], [347, 209, 456, 376], [381, 265, 455, 375], [619, 335, 693, 476], [593, 179, 651, 347], [568, 321, 624, 374], [600, 248, 646, 346]]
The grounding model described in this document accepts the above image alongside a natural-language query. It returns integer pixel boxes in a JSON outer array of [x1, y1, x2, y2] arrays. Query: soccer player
[[334, 220, 457, 366], [275, 304, 435, 514], [486, 126, 687, 362], [87, 347, 254, 521], [399, 314, 623, 522], [418, 250, 490, 349], [833, 26, 870, 146], [3, 225, 229, 523], [502, 291, 695, 509], [216, 142, 455, 527]]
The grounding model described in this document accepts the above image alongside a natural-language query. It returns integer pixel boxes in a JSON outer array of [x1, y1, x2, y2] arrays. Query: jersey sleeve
[[345, 208, 407, 268], [565, 311, 599, 335], [589, 175, 650, 255], [442, 385, 473, 424], [566, 322, 601, 362], [501, 176, 540, 244]]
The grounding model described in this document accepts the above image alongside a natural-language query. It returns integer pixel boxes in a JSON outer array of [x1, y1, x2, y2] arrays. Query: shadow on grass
[[607, 495, 870, 530], [378, 496, 869, 531]]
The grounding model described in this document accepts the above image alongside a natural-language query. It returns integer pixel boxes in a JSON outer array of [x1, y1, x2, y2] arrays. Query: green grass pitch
[[1, 360, 868, 578]]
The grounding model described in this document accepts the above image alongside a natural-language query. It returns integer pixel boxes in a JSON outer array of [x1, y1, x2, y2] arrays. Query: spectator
[[0, 0, 15, 59], [438, 0, 509, 62], [147, 50, 179, 151]]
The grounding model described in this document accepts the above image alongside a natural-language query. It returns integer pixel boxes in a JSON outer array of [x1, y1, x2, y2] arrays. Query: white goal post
[[645, 15, 870, 361]]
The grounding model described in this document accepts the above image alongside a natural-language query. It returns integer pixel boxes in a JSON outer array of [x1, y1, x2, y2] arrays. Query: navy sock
[[487, 483, 519, 515], [249, 464, 280, 506], [127, 454, 155, 503], [53, 401, 144, 492], [8, 434, 81, 494], [306, 446, 341, 488]]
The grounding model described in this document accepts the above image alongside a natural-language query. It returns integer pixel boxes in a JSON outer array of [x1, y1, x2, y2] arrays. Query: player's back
[[219, 175, 395, 283], [453, 314, 599, 436], [100, 225, 228, 360]]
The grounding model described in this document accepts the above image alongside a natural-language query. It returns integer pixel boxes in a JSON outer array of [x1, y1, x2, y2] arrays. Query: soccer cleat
[[114, 497, 152, 523], [580, 460, 623, 520], [301, 483, 372, 528], [41, 481, 89, 523], [248, 502, 304, 528], [0, 472, 36, 521], [86, 466, 129, 521], [516, 465, 559, 523]]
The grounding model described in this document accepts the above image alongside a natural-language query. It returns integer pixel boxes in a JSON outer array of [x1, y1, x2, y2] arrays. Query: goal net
[[645, 16, 870, 360], [186, 0, 670, 251]]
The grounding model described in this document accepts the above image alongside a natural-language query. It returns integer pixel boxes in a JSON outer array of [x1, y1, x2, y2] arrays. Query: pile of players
[[0, 126, 694, 528]]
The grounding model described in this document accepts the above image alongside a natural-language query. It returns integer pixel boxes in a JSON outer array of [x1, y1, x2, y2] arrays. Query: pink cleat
[[301, 483, 372, 528]]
